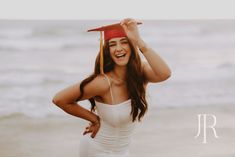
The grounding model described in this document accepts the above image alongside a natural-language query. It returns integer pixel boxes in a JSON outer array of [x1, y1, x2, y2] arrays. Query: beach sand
[[0, 104, 235, 157]]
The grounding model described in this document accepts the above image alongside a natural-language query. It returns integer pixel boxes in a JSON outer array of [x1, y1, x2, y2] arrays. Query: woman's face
[[108, 37, 131, 66]]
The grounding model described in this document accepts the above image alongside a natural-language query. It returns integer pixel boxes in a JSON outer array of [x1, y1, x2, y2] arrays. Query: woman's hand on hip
[[83, 116, 101, 138]]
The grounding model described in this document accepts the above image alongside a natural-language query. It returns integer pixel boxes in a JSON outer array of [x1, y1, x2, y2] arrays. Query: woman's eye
[[121, 41, 128, 44], [109, 44, 115, 47]]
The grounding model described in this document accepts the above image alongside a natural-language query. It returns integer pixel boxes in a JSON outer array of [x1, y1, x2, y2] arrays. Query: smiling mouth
[[115, 53, 126, 59]]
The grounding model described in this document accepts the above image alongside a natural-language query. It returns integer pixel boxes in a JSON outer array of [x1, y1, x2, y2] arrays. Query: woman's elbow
[[52, 97, 58, 105], [52, 95, 64, 107], [166, 70, 172, 79], [161, 70, 172, 81]]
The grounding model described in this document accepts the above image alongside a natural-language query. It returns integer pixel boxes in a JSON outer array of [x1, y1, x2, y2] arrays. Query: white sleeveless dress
[[79, 75, 137, 157]]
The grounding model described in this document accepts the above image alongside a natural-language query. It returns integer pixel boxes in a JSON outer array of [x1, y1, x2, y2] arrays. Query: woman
[[52, 18, 171, 157]]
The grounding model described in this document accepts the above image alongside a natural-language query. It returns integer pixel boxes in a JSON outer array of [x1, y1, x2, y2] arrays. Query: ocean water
[[0, 20, 235, 118]]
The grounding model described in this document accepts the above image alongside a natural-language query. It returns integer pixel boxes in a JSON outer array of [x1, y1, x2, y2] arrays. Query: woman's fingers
[[121, 18, 130, 25], [91, 123, 100, 138], [83, 130, 89, 135], [83, 125, 91, 135], [121, 18, 141, 26], [83, 126, 99, 137], [91, 132, 96, 138], [127, 19, 137, 25], [83, 120, 100, 138], [121, 18, 132, 26], [90, 127, 99, 138], [83, 130, 91, 135]]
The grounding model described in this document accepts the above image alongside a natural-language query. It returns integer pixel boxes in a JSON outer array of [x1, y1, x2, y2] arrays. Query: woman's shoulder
[[90, 74, 110, 93]]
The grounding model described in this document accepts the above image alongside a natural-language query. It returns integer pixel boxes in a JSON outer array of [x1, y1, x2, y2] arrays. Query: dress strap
[[103, 74, 115, 105]]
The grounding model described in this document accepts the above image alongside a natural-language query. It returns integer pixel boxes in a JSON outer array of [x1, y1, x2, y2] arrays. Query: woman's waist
[[92, 120, 136, 152], [98, 120, 136, 134]]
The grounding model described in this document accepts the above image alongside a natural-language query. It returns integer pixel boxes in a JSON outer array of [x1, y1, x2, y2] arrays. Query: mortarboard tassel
[[99, 31, 104, 74]]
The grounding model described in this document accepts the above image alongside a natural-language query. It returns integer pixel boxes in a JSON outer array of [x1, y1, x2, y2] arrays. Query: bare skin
[[52, 18, 171, 138]]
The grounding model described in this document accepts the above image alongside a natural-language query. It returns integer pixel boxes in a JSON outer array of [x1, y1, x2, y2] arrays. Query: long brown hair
[[77, 38, 148, 122]]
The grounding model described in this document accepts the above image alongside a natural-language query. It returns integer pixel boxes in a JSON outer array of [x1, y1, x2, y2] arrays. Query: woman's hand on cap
[[121, 18, 141, 45]]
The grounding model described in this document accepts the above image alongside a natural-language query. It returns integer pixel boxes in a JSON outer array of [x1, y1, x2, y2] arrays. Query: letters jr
[[195, 114, 219, 143]]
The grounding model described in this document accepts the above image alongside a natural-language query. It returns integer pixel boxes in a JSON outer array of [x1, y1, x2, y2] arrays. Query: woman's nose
[[116, 43, 123, 51]]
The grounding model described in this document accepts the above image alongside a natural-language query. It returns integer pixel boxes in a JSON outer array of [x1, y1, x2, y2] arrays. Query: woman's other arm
[[52, 75, 109, 123]]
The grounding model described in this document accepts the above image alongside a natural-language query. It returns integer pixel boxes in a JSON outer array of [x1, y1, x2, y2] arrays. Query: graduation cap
[[87, 22, 142, 74]]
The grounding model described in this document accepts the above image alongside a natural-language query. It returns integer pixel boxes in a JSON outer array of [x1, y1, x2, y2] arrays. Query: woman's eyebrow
[[109, 38, 127, 44], [109, 41, 116, 44], [120, 38, 128, 42]]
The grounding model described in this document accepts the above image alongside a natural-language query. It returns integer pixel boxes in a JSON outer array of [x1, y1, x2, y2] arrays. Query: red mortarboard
[[88, 23, 127, 41], [87, 22, 142, 74]]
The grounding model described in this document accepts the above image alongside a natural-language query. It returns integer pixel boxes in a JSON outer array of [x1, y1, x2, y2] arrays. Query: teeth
[[116, 53, 125, 57]]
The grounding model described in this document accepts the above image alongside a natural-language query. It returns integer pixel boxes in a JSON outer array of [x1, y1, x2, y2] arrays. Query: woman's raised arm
[[121, 18, 171, 83]]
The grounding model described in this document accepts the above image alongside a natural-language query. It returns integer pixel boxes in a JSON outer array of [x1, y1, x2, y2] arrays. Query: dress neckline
[[95, 99, 131, 107]]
